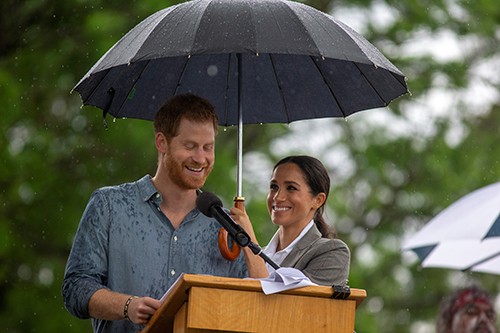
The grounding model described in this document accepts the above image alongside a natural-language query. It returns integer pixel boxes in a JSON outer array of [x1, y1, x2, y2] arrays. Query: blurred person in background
[[437, 285, 497, 333]]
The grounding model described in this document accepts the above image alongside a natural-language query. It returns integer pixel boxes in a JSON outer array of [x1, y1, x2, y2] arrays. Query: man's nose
[[477, 310, 491, 324], [192, 148, 207, 162]]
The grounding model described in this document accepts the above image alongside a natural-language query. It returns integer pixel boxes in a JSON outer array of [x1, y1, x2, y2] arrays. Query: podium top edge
[[180, 274, 367, 305]]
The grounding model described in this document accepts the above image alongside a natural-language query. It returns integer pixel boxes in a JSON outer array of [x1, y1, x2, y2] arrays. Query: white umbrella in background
[[402, 181, 500, 275]]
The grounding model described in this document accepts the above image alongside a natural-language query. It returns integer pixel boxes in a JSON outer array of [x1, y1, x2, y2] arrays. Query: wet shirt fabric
[[62, 175, 247, 333]]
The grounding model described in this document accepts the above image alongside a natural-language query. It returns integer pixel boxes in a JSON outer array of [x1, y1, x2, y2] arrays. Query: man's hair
[[154, 93, 218, 140], [436, 285, 496, 333]]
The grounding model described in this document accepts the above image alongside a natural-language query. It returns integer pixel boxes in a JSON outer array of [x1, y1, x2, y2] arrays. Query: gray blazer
[[280, 224, 350, 286]]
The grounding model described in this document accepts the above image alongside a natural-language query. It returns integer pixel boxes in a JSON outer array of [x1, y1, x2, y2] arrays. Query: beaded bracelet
[[123, 296, 139, 321]]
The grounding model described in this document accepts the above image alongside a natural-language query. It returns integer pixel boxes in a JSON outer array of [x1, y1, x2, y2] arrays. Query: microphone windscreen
[[196, 191, 223, 217]]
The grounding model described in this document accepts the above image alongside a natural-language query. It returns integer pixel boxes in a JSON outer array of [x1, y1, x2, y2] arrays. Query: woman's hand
[[229, 207, 269, 278], [229, 206, 255, 238]]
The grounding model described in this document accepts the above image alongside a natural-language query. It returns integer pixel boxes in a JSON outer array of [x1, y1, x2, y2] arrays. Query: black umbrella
[[74, 0, 407, 196], [74, 0, 408, 257]]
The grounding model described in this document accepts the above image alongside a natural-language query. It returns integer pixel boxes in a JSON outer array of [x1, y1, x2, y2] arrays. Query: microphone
[[196, 191, 251, 247], [196, 191, 280, 270]]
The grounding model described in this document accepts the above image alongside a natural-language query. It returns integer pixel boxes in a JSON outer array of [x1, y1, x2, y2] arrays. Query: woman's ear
[[314, 192, 327, 209]]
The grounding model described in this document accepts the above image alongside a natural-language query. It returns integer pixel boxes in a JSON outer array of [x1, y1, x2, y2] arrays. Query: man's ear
[[155, 132, 168, 153]]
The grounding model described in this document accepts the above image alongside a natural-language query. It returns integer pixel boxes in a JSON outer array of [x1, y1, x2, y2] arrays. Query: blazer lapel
[[280, 224, 322, 267]]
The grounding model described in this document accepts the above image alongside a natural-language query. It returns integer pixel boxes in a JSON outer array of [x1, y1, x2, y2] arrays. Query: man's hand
[[88, 289, 161, 324], [126, 296, 162, 324]]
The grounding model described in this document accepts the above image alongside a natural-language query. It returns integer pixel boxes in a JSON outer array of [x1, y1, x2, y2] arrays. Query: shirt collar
[[137, 175, 159, 202], [265, 220, 315, 256]]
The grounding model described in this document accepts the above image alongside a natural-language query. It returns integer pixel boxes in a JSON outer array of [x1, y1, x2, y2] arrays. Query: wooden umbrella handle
[[217, 197, 244, 260]]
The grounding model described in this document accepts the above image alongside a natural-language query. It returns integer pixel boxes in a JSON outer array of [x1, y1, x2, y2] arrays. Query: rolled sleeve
[[62, 190, 110, 318]]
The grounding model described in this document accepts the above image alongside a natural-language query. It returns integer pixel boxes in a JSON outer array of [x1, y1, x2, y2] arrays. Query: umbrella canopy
[[402, 181, 500, 275], [74, 0, 407, 125], [73, 0, 408, 197]]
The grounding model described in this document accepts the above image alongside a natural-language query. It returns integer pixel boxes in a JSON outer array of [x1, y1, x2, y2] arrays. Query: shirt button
[[156, 193, 160, 198], [170, 269, 176, 276], [173, 236, 178, 242]]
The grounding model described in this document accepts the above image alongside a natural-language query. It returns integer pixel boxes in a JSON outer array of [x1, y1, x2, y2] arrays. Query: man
[[62, 93, 247, 333], [437, 285, 497, 333]]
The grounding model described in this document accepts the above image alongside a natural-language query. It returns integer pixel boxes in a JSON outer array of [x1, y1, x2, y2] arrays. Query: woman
[[231, 155, 350, 286]]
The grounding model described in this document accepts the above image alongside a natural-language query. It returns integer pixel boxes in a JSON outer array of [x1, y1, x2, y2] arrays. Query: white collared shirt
[[263, 220, 314, 272]]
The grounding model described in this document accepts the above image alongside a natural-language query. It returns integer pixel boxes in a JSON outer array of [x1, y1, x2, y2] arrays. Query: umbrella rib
[[310, 56, 347, 118], [354, 61, 407, 107], [268, 54, 290, 122], [113, 60, 152, 118], [355, 62, 387, 108], [465, 249, 500, 272], [223, 53, 233, 125], [173, 56, 191, 96], [78, 69, 111, 111]]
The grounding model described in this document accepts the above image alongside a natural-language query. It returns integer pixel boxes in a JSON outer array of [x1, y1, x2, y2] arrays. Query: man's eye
[[465, 307, 480, 316], [270, 184, 278, 190]]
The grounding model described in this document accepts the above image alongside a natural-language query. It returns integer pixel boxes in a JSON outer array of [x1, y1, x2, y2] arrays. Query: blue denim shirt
[[62, 175, 247, 333]]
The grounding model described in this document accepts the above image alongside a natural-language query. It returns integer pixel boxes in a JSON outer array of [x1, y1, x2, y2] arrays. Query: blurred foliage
[[1, 0, 499, 332]]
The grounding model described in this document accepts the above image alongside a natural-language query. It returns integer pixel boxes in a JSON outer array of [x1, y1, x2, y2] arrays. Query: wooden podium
[[142, 274, 366, 333]]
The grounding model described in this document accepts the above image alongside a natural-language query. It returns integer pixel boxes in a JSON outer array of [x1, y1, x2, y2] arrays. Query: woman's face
[[266, 162, 325, 229]]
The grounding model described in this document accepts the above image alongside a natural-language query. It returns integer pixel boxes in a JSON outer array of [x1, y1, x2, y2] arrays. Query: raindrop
[[38, 267, 54, 286], [18, 183, 35, 204], [17, 264, 32, 280], [366, 296, 384, 313], [72, 115, 87, 132], [207, 65, 218, 77]]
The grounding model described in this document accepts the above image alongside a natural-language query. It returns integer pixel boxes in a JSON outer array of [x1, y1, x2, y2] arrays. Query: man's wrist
[[123, 296, 139, 321]]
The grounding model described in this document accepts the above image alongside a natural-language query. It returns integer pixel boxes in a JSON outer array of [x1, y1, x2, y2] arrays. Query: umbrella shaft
[[237, 53, 243, 197]]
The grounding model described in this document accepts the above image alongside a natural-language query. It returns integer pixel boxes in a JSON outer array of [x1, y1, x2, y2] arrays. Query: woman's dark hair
[[274, 155, 335, 239]]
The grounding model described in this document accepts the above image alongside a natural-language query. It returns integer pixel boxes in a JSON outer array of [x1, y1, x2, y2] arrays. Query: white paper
[[257, 267, 317, 295]]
